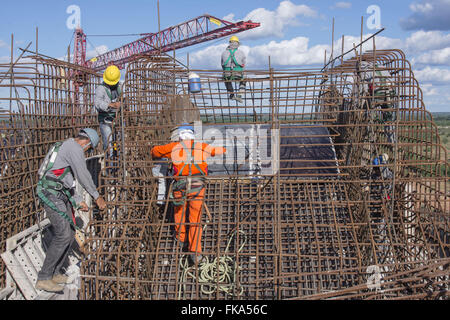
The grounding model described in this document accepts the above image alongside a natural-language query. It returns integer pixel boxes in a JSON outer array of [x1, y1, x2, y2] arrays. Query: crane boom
[[82, 14, 260, 72]]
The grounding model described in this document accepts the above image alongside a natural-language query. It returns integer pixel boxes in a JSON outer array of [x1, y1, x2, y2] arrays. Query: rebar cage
[[79, 47, 448, 299], [0, 40, 448, 299]]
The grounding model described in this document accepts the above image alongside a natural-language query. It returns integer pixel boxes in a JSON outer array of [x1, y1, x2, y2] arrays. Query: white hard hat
[[179, 129, 194, 140]]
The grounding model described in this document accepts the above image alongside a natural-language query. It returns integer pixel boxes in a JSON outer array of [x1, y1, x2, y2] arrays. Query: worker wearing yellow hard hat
[[94, 65, 122, 156], [229, 35, 239, 43], [221, 35, 246, 103], [103, 65, 121, 86]]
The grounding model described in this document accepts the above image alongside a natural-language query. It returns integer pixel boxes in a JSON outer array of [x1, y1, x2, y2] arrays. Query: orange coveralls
[[151, 140, 226, 253]]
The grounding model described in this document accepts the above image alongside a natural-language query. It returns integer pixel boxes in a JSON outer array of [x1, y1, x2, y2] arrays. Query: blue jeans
[[99, 122, 113, 155]]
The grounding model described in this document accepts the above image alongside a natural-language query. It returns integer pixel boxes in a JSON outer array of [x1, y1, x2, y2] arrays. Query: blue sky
[[1, 0, 449, 112]]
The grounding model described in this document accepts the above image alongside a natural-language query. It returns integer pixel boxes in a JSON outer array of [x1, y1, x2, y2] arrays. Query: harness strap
[[37, 142, 80, 229], [178, 141, 207, 177], [223, 49, 243, 71], [102, 83, 122, 100], [36, 184, 78, 229], [170, 141, 207, 206]]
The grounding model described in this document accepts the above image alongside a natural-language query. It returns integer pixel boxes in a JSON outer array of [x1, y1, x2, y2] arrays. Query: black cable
[[86, 33, 147, 37]]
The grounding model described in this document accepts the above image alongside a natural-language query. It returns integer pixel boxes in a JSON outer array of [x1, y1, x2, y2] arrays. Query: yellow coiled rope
[[178, 228, 247, 299]]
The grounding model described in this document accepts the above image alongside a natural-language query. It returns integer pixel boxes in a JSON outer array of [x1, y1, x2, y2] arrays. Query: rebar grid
[[0, 36, 448, 299], [78, 48, 448, 299], [0, 54, 102, 288]]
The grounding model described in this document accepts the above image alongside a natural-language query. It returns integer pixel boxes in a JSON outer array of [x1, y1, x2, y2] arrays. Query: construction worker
[[360, 61, 397, 145], [151, 125, 226, 263], [94, 65, 122, 155], [372, 153, 393, 200], [221, 36, 246, 103], [35, 128, 107, 292]]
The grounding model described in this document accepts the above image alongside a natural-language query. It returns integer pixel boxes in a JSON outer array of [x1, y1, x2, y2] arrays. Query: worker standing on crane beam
[[35, 128, 107, 292], [151, 125, 226, 264], [94, 65, 122, 157], [221, 36, 246, 103]]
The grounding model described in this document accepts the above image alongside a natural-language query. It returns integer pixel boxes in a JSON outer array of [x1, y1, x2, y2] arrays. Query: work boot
[[189, 253, 204, 265], [35, 280, 64, 293], [234, 94, 243, 103], [52, 274, 69, 284]]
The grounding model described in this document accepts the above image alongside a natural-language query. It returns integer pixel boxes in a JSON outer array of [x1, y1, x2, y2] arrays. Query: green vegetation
[[433, 112, 450, 161]]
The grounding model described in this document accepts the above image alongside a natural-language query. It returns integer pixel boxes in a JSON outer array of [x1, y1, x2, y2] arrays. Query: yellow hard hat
[[103, 65, 120, 86], [230, 36, 239, 43]]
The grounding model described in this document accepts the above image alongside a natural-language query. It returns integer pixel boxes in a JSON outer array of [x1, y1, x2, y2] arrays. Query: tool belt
[[170, 175, 205, 206]]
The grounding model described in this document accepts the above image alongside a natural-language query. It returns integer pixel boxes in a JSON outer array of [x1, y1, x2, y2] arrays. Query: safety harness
[[368, 68, 397, 123], [223, 48, 243, 80], [36, 142, 80, 229], [169, 140, 206, 206], [98, 83, 121, 124]]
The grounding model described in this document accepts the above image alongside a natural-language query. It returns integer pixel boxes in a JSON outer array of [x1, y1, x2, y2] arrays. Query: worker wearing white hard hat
[[151, 124, 227, 264]]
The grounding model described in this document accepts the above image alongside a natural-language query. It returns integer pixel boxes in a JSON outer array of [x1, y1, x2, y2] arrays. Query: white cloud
[[228, 1, 318, 40], [414, 66, 450, 83], [410, 2, 434, 13], [249, 37, 329, 66], [404, 30, 450, 52], [414, 47, 450, 65], [86, 45, 108, 60], [401, 0, 450, 31], [421, 83, 438, 95], [189, 43, 228, 69], [332, 2, 352, 9], [0, 40, 7, 49]]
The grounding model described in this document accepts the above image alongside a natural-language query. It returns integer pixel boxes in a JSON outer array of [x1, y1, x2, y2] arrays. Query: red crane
[[73, 14, 260, 72]]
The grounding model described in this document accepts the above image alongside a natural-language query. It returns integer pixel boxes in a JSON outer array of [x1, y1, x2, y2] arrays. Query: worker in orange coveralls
[[151, 124, 226, 264]]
